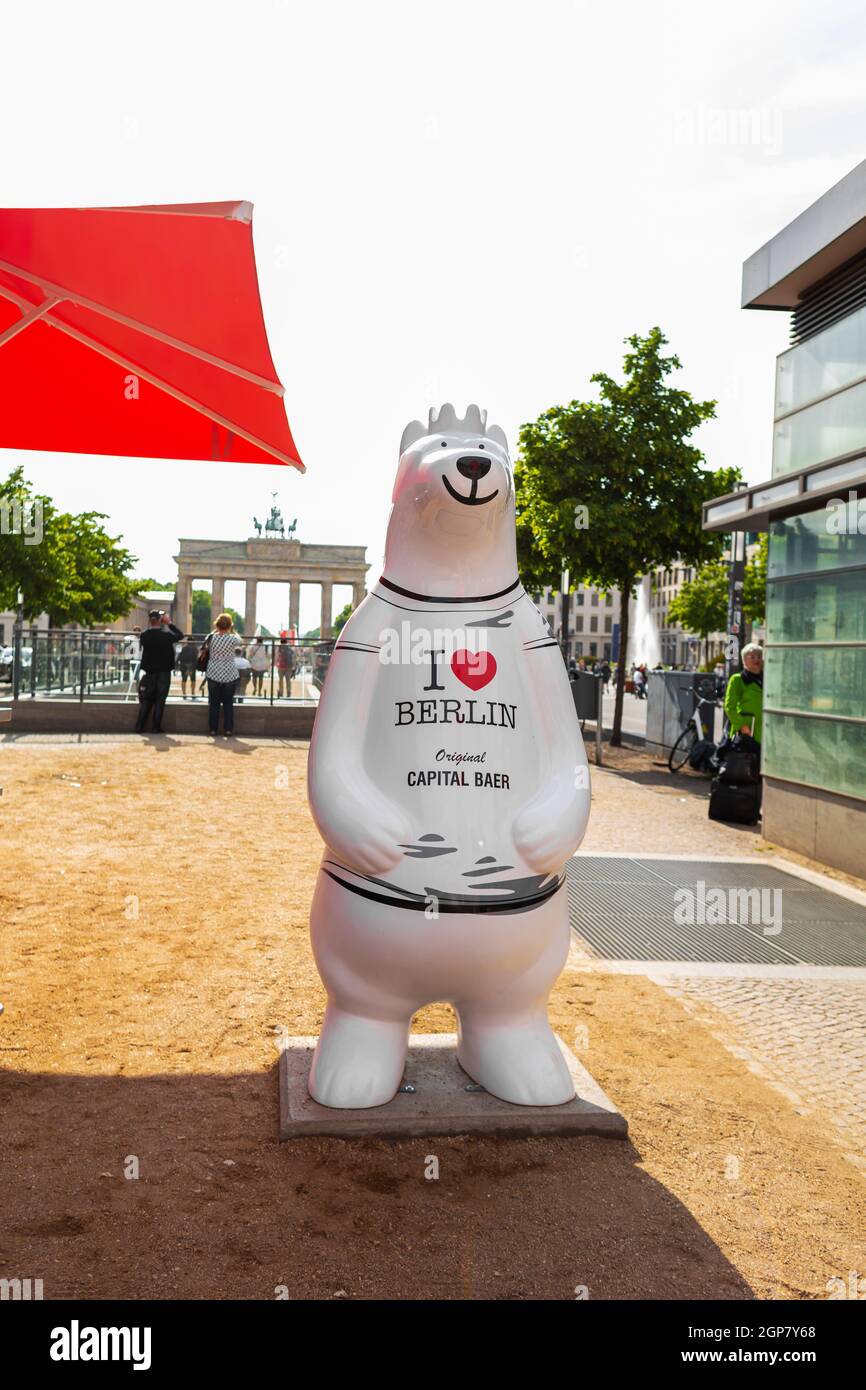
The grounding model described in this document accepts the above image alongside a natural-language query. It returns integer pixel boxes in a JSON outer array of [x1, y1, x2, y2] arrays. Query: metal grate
[[566, 857, 866, 966], [791, 246, 866, 345]]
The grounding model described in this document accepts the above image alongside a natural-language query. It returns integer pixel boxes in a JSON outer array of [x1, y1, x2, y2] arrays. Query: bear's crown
[[400, 403, 508, 456]]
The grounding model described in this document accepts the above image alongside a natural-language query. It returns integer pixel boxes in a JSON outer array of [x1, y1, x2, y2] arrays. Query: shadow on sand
[[0, 1067, 753, 1300]]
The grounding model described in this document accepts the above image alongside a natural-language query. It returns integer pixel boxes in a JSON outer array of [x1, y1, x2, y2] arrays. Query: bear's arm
[[511, 637, 592, 873], [307, 636, 414, 876]]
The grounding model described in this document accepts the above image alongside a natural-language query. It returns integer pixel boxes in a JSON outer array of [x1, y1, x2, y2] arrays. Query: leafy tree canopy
[[515, 328, 741, 742], [333, 601, 353, 634], [190, 587, 244, 635], [667, 561, 728, 663], [743, 534, 767, 624], [0, 467, 138, 626]]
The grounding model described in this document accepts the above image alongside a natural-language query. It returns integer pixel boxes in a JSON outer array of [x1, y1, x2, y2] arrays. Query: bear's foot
[[456, 1011, 575, 1107], [309, 1006, 409, 1110]]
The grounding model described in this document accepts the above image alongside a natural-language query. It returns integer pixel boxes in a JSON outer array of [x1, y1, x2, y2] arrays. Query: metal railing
[[1, 628, 336, 704]]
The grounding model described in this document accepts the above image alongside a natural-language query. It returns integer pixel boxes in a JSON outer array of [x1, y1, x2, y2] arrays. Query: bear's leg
[[456, 1005, 575, 1106], [309, 1000, 411, 1110], [454, 909, 574, 1107]]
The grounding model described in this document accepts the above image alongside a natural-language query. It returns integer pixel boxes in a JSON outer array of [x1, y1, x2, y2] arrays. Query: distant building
[[0, 609, 50, 646], [648, 540, 762, 667], [534, 584, 621, 662], [103, 590, 178, 633]]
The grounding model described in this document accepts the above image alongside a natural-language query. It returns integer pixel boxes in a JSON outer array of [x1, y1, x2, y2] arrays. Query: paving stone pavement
[[573, 768, 866, 1178], [655, 975, 866, 1174]]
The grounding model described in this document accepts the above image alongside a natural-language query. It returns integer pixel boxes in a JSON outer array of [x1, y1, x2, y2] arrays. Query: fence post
[[595, 673, 603, 767], [79, 630, 86, 702], [12, 616, 21, 701]]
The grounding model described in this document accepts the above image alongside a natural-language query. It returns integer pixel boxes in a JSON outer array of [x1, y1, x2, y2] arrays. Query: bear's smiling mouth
[[442, 475, 499, 506]]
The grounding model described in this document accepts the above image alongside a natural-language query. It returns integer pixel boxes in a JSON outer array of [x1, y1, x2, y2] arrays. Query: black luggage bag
[[717, 731, 761, 785], [708, 776, 761, 825]]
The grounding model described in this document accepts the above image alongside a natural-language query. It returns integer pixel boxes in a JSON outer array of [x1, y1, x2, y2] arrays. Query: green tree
[[0, 467, 138, 625], [190, 588, 244, 634], [743, 533, 767, 626], [515, 329, 740, 744], [191, 589, 212, 634], [131, 577, 174, 592], [667, 562, 728, 665], [333, 601, 353, 634]]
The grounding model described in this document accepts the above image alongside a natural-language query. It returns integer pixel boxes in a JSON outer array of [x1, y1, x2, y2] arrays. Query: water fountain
[[631, 574, 661, 667]]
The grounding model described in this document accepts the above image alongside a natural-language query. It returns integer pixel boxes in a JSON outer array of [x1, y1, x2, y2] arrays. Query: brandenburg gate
[[173, 534, 369, 637]]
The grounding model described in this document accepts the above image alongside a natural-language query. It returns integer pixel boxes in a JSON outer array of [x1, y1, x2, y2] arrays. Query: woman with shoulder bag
[[205, 613, 242, 737]]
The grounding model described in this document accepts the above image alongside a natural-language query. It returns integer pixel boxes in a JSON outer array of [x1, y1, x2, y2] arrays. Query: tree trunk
[[611, 577, 633, 748]]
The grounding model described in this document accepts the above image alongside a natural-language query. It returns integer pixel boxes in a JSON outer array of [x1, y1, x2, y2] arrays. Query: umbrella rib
[[0, 295, 60, 349], [0, 257, 284, 397], [41, 311, 304, 472]]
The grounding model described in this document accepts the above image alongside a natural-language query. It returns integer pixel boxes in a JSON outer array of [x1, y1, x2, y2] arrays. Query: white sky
[[4, 0, 866, 633]]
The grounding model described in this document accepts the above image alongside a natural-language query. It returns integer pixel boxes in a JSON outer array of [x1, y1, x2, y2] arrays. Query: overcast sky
[[4, 0, 866, 632]]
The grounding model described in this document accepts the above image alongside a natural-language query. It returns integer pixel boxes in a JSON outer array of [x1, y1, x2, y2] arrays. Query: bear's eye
[[440, 441, 447, 448], [478, 444, 485, 449]]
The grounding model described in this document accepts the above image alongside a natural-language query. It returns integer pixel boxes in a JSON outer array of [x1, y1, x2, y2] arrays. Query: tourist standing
[[205, 613, 242, 737], [275, 636, 294, 698], [178, 636, 199, 699], [135, 610, 184, 733], [724, 644, 764, 743], [248, 635, 270, 696]]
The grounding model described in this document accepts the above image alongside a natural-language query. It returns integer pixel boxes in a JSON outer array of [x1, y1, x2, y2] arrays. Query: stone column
[[289, 581, 300, 634], [244, 578, 257, 636], [352, 580, 366, 610], [175, 570, 193, 633], [320, 581, 333, 639], [211, 576, 225, 621]]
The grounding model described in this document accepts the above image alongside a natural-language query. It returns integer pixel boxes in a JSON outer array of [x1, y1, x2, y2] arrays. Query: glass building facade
[[773, 301, 866, 477], [705, 157, 866, 872], [763, 509, 866, 802]]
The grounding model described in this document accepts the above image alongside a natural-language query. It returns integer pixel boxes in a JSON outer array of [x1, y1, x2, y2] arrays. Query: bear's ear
[[486, 423, 509, 452], [400, 419, 426, 456]]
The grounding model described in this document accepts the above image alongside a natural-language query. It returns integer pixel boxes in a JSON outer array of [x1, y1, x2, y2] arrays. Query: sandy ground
[[0, 735, 863, 1301]]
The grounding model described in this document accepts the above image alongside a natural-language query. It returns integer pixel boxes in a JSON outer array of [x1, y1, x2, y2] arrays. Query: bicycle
[[668, 679, 720, 774]]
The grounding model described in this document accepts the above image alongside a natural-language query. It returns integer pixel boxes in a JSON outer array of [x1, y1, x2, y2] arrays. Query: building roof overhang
[[703, 453, 866, 532], [742, 156, 866, 309]]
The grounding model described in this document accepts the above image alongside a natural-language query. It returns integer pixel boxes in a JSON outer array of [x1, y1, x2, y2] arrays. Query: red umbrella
[[0, 201, 303, 470]]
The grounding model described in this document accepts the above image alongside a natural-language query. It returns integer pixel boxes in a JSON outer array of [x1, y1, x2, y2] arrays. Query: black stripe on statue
[[377, 575, 521, 604], [322, 867, 564, 914]]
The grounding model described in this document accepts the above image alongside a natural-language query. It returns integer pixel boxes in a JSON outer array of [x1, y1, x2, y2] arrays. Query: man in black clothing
[[135, 610, 184, 733]]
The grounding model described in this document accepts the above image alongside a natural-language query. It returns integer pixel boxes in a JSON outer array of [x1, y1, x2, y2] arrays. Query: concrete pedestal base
[[278, 1033, 628, 1141]]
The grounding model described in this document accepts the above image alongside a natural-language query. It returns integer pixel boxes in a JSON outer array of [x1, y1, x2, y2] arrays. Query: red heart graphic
[[451, 648, 497, 691]]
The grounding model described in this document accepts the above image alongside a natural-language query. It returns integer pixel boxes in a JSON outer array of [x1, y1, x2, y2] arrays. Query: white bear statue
[[306, 403, 591, 1108]]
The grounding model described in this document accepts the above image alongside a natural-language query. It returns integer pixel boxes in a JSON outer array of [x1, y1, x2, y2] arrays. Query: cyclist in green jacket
[[724, 643, 764, 742]]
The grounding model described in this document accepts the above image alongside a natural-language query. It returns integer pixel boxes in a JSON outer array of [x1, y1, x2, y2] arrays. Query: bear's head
[[382, 403, 517, 598]]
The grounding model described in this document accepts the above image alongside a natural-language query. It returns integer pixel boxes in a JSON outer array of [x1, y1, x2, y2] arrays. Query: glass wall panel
[[766, 570, 866, 643], [762, 710, 866, 801], [763, 645, 866, 719], [773, 377, 866, 477], [775, 300, 866, 415], [767, 511, 866, 579]]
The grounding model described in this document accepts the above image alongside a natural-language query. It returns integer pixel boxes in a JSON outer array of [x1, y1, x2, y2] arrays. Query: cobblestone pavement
[[657, 974, 866, 1175], [575, 766, 866, 1178]]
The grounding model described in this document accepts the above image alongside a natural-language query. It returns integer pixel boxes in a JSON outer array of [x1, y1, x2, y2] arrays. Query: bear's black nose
[[456, 455, 491, 479]]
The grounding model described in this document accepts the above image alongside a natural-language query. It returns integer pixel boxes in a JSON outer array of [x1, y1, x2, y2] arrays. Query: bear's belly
[[326, 632, 558, 912], [310, 865, 570, 1003]]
